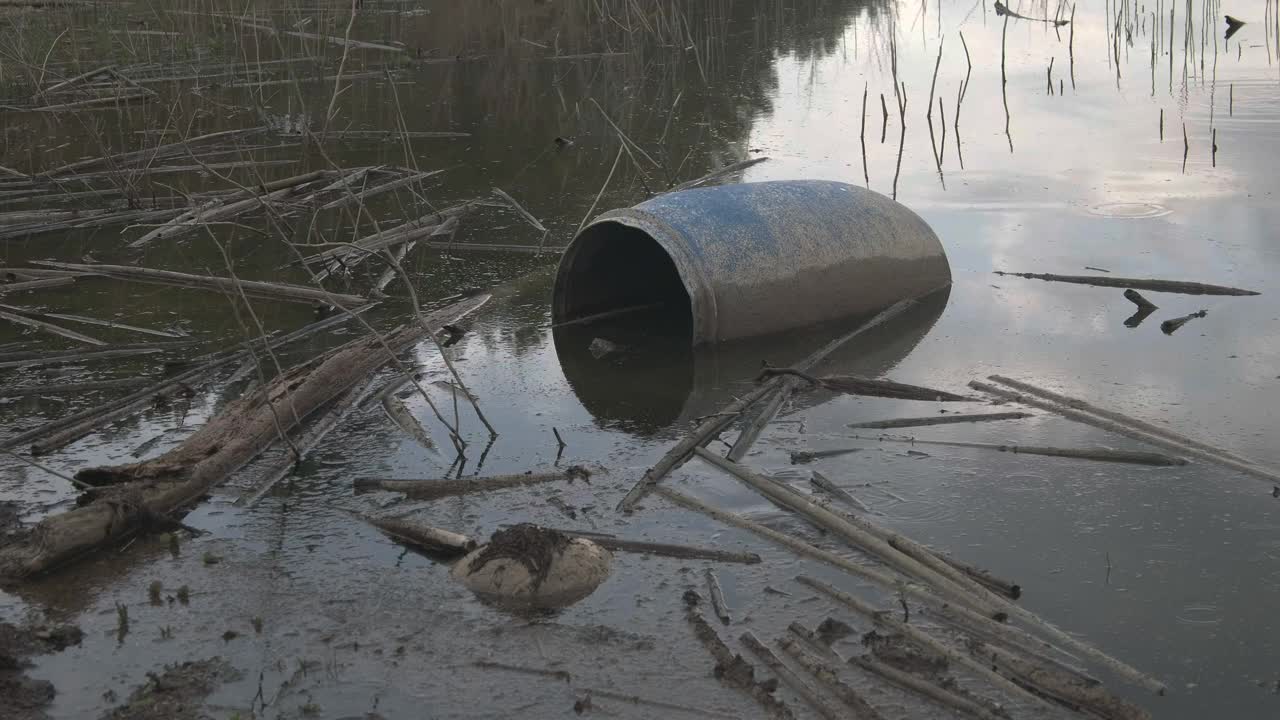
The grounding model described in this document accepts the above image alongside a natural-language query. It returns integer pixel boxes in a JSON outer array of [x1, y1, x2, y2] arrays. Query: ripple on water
[[1176, 604, 1223, 626], [1087, 202, 1172, 219]]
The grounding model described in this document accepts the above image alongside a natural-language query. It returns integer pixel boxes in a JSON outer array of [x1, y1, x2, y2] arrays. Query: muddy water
[[2, 0, 1280, 718]]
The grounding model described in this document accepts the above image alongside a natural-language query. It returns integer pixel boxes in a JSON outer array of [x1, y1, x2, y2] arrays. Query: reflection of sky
[[743, 0, 1280, 464]]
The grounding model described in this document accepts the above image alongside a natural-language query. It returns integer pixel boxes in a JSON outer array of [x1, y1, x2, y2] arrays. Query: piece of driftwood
[[0, 304, 185, 338], [0, 277, 75, 294], [739, 631, 844, 720], [374, 375, 438, 453], [993, 271, 1259, 296], [1123, 289, 1158, 312], [849, 652, 1004, 720], [848, 412, 1032, 430], [851, 435, 1187, 467], [700, 453, 1165, 694], [795, 576, 1060, 713], [980, 376, 1278, 487], [31, 261, 370, 307], [705, 569, 732, 624], [0, 296, 489, 578], [0, 343, 189, 371], [575, 688, 737, 719], [0, 378, 151, 398], [775, 635, 887, 720], [790, 448, 861, 464], [472, 660, 570, 682], [760, 367, 972, 402], [927, 603, 1100, 688], [693, 448, 1002, 618], [354, 466, 593, 500], [360, 514, 476, 557], [1160, 309, 1207, 335], [0, 308, 105, 345], [969, 640, 1151, 719], [729, 300, 919, 462], [491, 187, 547, 234], [683, 591, 795, 719], [669, 157, 769, 193], [551, 531, 760, 565], [808, 471, 870, 511]]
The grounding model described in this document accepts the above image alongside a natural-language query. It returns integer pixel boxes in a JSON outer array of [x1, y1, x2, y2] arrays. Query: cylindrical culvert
[[552, 180, 952, 344]]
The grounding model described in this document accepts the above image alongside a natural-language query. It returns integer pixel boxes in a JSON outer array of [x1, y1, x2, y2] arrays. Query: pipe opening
[[553, 221, 692, 334]]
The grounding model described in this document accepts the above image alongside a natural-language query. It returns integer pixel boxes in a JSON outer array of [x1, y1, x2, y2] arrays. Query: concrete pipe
[[552, 180, 951, 345]]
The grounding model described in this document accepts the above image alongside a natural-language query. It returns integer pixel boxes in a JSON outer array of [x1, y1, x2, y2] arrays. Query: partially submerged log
[[706, 569, 732, 624], [848, 411, 1032, 429], [0, 378, 150, 398], [808, 471, 870, 511], [360, 514, 476, 558], [0, 277, 75, 294], [1160, 309, 1207, 335], [551, 531, 760, 565], [683, 591, 795, 719], [739, 631, 845, 720], [0, 343, 190, 371], [994, 271, 1259, 296], [354, 466, 593, 501], [775, 634, 888, 720], [969, 639, 1151, 719], [31, 261, 370, 307], [0, 308, 105, 345], [760, 367, 973, 402], [850, 434, 1187, 467], [0, 295, 489, 578]]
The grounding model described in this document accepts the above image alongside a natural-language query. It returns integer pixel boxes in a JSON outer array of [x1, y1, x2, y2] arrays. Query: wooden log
[[1160, 309, 1207, 335], [30, 261, 370, 307], [693, 449, 1003, 618], [706, 569, 732, 624], [700, 453, 1165, 695], [976, 378, 1279, 488], [0, 378, 150, 398], [0, 304, 185, 339], [848, 652, 1005, 720], [491, 187, 547, 234], [729, 300, 919, 461], [670, 157, 769, 193], [761, 367, 973, 402], [0, 343, 189, 371], [808, 471, 870, 511], [794, 576, 1061, 714], [0, 308, 105, 345], [359, 514, 476, 557], [377, 378, 438, 453], [993, 271, 1259, 296], [549, 531, 760, 564], [849, 434, 1188, 467], [848, 412, 1032, 429], [739, 631, 844, 720], [683, 594, 795, 719], [925, 604, 1100, 690], [354, 466, 593, 501], [0, 295, 489, 578], [0, 277, 75, 294], [775, 634, 888, 720], [575, 688, 737, 719], [969, 640, 1151, 719], [1123, 289, 1158, 311]]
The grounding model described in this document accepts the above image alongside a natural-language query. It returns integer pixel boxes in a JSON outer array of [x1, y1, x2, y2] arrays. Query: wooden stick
[[550, 531, 759, 564], [0, 343, 187, 371], [739, 631, 843, 720], [31, 261, 370, 307], [728, 298, 920, 462], [1160, 309, 1207, 335], [775, 635, 888, 720], [706, 569, 732, 623], [491, 187, 547, 234], [0, 378, 150, 398], [354, 466, 594, 500], [808, 471, 869, 511], [993, 271, 1259, 296], [847, 412, 1032, 430], [849, 435, 1187, 467], [359, 514, 476, 557], [472, 660, 570, 682], [970, 640, 1151, 719], [683, 592, 795, 719], [0, 277, 75, 294], [1123, 289, 1158, 311], [694, 449, 1002, 618], [0, 304, 185, 338], [0, 308, 106, 345], [795, 576, 1061, 713], [848, 652, 1004, 720], [668, 157, 769, 193], [575, 688, 737, 719], [985, 375, 1268, 470], [3, 450, 94, 490]]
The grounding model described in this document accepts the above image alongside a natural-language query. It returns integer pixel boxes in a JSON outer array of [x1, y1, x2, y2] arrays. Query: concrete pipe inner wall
[[553, 180, 951, 345]]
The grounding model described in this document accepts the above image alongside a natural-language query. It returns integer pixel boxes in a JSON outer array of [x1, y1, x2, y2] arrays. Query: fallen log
[[0, 277, 75, 294], [575, 688, 736, 719], [850, 435, 1187, 467], [993, 271, 1259, 296], [0, 378, 151, 398], [848, 411, 1032, 429], [739, 631, 844, 720], [354, 466, 593, 500], [0, 308, 105, 345], [0, 295, 489, 578], [359, 514, 476, 558], [0, 304, 185, 338], [706, 569, 732, 624], [0, 342, 192, 371], [550, 531, 760, 565], [775, 634, 888, 720], [969, 639, 1151, 719], [30, 261, 370, 306], [847, 651, 1005, 720], [1160, 309, 1207, 335], [760, 367, 973, 402], [683, 592, 795, 719]]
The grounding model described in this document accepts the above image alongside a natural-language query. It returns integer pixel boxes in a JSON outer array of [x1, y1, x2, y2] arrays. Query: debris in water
[[1124, 289, 1159, 328], [1161, 309, 1208, 335], [588, 337, 624, 360], [1224, 15, 1246, 40], [994, 271, 1259, 296], [847, 411, 1032, 429]]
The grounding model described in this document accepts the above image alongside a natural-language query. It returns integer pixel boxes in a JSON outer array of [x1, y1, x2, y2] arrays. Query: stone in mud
[[451, 524, 612, 609], [587, 337, 624, 360]]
